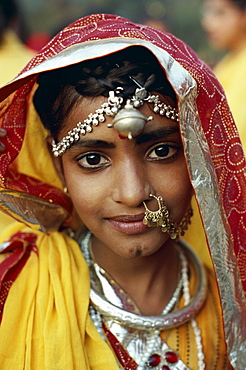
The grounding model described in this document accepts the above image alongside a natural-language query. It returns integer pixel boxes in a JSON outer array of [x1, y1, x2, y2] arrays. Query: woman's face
[[202, 0, 246, 51], [54, 95, 193, 260]]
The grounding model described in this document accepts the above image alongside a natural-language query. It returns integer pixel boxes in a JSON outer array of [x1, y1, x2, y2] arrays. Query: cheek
[[205, 13, 238, 39], [68, 187, 101, 228], [155, 163, 193, 217], [172, 181, 193, 224], [171, 172, 193, 208], [221, 12, 245, 38], [211, 20, 232, 40], [63, 167, 109, 222]]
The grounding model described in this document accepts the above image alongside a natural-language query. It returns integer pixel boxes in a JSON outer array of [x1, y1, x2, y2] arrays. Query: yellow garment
[[160, 266, 231, 369], [0, 30, 35, 230], [214, 47, 246, 152], [184, 197, 212, 268], [0, 226, 119, 370], [0, 226, 230, 369], [0, 29, 34, 86], [0, 98, 62, 232], [0, 213, 16, 231]]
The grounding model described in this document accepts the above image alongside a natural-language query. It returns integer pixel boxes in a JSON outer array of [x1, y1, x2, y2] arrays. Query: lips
[[109, 214, 145, 222], [107, 213, 149, 234]]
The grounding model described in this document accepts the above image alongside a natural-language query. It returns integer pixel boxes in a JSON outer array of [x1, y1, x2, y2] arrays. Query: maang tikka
[[52, 78, 179, 157], [143, 194, 193, 239]]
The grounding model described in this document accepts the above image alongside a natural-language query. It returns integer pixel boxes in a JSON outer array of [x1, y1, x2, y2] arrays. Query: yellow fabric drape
[[160, 266, 231, 369], [0, 227, 119, 370], [0, 224, 230, 369], [0, 35, 228, 367], [0, 100, 62, 233], [0, 32, 35, 231], [184, 197, 212, 268]]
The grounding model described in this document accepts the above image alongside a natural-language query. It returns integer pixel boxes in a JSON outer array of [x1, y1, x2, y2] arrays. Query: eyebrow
[[68, 126, 179, 151], [69, 139, 116, 151], [135, 126, 179, 145]]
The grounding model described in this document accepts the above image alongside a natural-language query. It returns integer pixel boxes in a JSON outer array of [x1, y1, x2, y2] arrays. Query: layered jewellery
[[80, 232, 207, 370], [52, 83, 179, 157], [143, 194, 193, 239]]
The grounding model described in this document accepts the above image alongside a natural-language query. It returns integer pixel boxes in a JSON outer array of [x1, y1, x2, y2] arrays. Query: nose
[[111, 157, 152, 207]]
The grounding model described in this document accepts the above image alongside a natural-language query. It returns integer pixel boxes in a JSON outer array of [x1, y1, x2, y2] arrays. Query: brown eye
[[155, 145, 169, 157], [86, 153, 101, 165], [77, 152, 110, 169], [148, 144, 179, 160]]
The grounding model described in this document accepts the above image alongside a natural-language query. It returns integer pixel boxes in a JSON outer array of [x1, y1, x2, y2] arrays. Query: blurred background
[[13, 0, 223, 66]]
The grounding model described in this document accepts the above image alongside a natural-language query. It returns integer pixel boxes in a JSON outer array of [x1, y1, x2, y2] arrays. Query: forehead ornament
[[52, 83, 179, 157]]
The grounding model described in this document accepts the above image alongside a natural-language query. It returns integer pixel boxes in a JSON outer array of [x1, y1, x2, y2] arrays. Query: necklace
[[81, 232, 206, 369], [81, 232, 207, 330]]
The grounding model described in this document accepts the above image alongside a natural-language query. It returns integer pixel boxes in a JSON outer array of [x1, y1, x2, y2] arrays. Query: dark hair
[[0, 0, 18, 41], [33, 46, 176, 139], [229, 0, 246, 10]]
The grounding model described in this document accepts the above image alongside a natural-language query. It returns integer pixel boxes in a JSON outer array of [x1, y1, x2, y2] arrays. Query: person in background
[[202, 0, 246, 150], [0, 0, 34, 85], [0, 13, 245, 369]]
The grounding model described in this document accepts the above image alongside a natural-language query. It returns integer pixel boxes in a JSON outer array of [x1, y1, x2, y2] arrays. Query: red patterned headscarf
[[0, 14, 245, 365]]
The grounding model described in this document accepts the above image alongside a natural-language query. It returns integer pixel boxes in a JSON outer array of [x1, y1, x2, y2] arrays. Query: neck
[[91, 236, 180, 315]]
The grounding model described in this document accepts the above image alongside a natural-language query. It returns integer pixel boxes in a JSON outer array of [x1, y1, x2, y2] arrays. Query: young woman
[[202, 0, 246, 151], [0, 13, 245, 369]]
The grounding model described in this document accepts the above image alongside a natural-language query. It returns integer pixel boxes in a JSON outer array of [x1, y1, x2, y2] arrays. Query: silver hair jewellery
[[143, 194, 193, 239], [52, 82, 179, 157]]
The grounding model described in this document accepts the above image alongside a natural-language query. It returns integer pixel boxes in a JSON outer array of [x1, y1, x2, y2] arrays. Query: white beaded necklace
[[81, 232, 205, 370], [181, 250, 205, 369]]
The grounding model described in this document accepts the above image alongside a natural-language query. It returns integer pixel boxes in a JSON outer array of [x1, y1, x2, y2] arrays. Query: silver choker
[[80, 232, 207, 331]]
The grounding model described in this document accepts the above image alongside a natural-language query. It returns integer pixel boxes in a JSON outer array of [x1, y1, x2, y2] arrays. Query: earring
[[63, 186, 68, 193], [143, 194, 193, 239]]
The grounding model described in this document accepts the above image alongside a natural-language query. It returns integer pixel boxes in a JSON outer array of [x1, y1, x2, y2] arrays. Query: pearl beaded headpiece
[[52, 81, 179, 157]]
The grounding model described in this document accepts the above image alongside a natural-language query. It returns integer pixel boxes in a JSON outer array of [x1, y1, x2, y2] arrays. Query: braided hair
[[33, 46, 176, 139]]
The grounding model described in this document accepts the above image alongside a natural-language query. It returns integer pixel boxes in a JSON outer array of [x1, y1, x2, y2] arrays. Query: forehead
[[58, 94, 179, 144]]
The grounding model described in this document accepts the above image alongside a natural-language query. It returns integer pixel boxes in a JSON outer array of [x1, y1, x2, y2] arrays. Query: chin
[[119, 242, 164, 260]]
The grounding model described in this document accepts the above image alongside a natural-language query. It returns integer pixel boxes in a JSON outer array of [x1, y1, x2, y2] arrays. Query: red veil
[[0, 14, 245, 366]]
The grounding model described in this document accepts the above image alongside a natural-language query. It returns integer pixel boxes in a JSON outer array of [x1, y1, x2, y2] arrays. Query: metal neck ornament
[[80, 231, 207, 370], [52, 85, 179, 157], [143, 194, 193, 240]]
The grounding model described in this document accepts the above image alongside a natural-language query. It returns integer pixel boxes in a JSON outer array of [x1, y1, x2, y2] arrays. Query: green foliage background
[[17, 0, 222, 66]]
